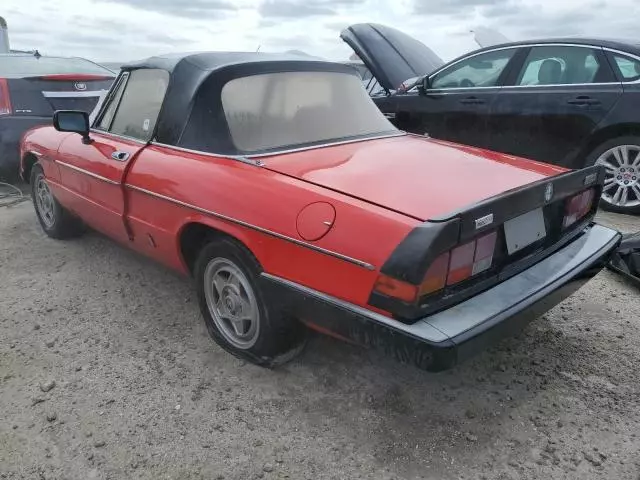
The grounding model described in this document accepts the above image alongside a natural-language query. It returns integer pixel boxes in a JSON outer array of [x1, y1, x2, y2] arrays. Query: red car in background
[[19, 52, 620, 371], [0, 52, 114, 181]]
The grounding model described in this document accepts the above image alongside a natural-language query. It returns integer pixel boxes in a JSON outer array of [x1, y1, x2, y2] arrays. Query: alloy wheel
[[596, 145, 640, 209], [35, 174, 56, 228], [203, 257, 260, 349]]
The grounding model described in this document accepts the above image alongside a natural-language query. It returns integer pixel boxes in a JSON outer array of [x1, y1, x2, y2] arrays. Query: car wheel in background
[[587, 136, 640, 215], [194, 237, 307, 367], [30, 163, 84, 239]]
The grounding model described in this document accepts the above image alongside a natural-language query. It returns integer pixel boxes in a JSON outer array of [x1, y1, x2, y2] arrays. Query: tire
[[585, 136, 640, 215], [30, 163, 84, 239], [194, 237, 307, 367]]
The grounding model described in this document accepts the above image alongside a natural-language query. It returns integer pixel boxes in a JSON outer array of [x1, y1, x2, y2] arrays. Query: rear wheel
[[194, 237, 307, 366], [30, 163, 84, 239], [587, 136, 640, 214]]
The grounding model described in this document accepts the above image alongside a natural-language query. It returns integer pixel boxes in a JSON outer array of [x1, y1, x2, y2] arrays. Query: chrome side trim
[[425, 42, 632, 92], [125, 184, 376, 270], [498, 82, 623, 89], [41, 90, 106, 98], [148, 142, 260, 166], [56, 161, 120, 185], [260, 272, 449, 343], [30, 150, 43, 157], [150, 131, 405, 161]]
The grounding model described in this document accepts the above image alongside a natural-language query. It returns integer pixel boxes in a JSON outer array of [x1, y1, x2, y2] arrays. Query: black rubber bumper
[[259, 225, 620, 372]]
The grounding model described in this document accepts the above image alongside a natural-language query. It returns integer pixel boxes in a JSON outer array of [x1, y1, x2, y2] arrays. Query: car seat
[[538, 59, 563, 85]]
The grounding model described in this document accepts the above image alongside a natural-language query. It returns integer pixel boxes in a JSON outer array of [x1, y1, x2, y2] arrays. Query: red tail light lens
[[420, 231, 497, 296], [0, 78, 12, 116], [563, 189, 595, 228], [419, 252, 449, 296], [447, 241, 475, 285], [374, 231, 498, 303]]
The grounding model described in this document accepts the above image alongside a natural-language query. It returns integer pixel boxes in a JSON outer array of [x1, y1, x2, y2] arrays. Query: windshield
[[0, 55, 114, 76], [221, 71, 397, 153]]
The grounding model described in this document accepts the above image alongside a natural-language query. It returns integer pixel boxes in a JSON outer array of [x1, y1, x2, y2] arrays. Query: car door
[[393, 47, 520, 149], [55, 68, 169, 243], [487, 44, 623, 167]]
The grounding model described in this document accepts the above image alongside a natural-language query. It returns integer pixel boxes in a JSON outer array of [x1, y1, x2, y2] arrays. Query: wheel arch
[[21, 152, 39, 183], [577, 123, 640, 168], [177, 218, 257, 276]]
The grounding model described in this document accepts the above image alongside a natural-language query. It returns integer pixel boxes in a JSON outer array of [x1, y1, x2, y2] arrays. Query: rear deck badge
[[74, 82, 87, 91], [475, 213, 494, 229]]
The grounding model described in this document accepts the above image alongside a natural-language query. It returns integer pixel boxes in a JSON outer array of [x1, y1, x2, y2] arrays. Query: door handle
[[566, 96, 601, 106], [111, 151, 130, 161], [459, 97, 486, 105]]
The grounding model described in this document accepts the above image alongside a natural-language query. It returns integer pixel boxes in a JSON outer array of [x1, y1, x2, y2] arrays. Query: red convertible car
[[20, 52, 621, 371]]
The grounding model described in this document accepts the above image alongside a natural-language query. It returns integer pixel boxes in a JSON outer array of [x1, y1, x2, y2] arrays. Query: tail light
[[563, 188, 595, 228], [374, 231, 498, 302], [0, 78, 12, 115]]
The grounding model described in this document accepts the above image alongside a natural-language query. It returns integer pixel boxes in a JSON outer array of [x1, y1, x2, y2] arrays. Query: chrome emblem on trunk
[[475, 213, 494, 229], [74, 82, 87, 91], [544, 183, 554, 202]]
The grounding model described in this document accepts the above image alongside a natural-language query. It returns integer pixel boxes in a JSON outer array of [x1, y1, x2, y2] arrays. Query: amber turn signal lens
[[373, 274, 418, 303]]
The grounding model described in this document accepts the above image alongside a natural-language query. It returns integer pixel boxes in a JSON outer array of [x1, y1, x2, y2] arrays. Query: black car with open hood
[[344, 24, 640, 216]]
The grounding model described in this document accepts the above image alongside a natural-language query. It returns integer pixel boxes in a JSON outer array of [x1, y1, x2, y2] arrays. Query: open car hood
[[340, 23, 444, 92]]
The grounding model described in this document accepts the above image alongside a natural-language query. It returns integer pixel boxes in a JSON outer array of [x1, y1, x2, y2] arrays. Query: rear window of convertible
[[220, 71, 396, 153]]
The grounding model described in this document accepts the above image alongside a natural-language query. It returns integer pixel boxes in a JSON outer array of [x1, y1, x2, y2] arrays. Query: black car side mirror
[[418, 76, 431, 95], [53, 110, 92, 144]]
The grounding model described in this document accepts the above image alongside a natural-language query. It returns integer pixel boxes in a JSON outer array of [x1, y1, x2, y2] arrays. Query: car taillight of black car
[[371, 167, 604, 322], [0, 78, 12, 115]]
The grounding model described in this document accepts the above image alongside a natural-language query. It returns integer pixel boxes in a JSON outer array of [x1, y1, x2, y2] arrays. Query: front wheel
[[194, 237, 307, 367], [587, 136, 640, 215], [30, 163, 84, 239]]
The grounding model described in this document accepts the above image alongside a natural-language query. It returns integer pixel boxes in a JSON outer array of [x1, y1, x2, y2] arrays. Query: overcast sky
[[3, 0, 639, 64]]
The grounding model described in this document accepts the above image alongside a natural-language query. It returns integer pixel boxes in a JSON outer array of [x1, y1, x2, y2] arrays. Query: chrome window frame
[[424, 42, 640, 92]]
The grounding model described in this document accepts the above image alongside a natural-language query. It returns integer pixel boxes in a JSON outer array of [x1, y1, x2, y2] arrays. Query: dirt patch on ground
[[1, 202, 640, 480]]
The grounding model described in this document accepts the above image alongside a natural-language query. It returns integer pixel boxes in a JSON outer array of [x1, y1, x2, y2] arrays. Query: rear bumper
[[0, 116, 50, 180], [259, 223, 621, 372]]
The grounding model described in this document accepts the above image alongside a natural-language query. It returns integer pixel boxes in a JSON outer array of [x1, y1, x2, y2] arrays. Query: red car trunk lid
[[261, 135, 566, 221]]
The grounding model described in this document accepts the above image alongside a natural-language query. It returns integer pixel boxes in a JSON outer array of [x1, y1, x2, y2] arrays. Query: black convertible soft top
[[118, 52, 358, 151]]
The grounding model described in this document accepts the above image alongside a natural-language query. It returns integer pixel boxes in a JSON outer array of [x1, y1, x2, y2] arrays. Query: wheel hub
[[202, 258, 260, 350]]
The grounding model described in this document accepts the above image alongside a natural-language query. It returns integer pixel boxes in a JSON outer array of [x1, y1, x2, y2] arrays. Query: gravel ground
[[1, 198, 640, 480]]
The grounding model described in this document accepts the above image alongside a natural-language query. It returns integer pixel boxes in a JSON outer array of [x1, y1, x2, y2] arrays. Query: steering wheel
[[459, 78, 475, 88]]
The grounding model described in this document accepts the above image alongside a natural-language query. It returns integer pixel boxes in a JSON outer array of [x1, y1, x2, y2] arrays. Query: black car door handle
[[459, 97, 486, 105], [567, 96, 601, 106]]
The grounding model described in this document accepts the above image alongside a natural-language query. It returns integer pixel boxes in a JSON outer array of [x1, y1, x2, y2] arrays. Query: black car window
[[612, 54, 640, 82], [95, 73, 128, 131], [516, 46, 606, 85], [108, 69, 169, 141], [430, 48, 516, 89]]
